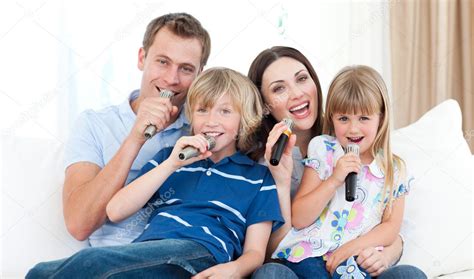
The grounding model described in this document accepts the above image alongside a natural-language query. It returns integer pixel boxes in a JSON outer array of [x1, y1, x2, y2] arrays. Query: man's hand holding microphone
[[131, 89, 179, 143]]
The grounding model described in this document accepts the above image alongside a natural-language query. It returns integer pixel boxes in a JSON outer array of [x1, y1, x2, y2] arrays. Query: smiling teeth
[[204, 132, 221, 137], [290, 102, 309, 112]]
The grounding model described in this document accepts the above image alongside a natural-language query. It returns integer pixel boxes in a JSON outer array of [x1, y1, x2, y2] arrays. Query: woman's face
[[261, 57, 319, 133]]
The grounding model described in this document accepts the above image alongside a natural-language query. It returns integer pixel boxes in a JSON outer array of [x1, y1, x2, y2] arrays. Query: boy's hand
[[331, 153, 361, 186], [192, 262, 239, 279], [264, 120, 296, 188], [326, 240, 362, 274], [167, 135, 212, 169]]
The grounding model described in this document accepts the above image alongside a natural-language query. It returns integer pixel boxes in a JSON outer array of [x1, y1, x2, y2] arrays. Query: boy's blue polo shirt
[[133, 147, 284, 264]]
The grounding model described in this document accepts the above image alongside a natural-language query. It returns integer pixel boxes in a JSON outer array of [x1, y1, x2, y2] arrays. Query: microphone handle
[[270, 133, 289, 166], [178, 146, 200, 161], [345, 172, 357, 202], [144, 125, 157, 139]]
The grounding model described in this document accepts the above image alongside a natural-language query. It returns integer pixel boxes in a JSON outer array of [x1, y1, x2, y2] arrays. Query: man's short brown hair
[[142, 13, 211, 67]]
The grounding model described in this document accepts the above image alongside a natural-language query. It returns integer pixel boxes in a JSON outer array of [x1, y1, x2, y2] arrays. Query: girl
[[27, 67, 284, 278], [271, 65, 411, 279]]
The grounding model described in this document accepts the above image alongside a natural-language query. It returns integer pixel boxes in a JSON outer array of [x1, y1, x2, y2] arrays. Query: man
[[63, 12, 211, 246]]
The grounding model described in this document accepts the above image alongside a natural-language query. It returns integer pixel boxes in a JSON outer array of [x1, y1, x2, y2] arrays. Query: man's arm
[[63, 96, 178, 241], [63, 136, 143, 241]]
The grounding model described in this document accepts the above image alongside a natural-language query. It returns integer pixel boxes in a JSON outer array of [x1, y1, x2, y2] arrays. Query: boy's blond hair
[[323, 65, 405, 213], [185, 67, 263, 153]]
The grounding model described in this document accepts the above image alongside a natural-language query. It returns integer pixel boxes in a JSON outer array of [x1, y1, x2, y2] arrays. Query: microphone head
[[282, 118, 294, 132], [204, 135, 216, 151], [159, 90, 174, 99], [345, 143, 360, 156]]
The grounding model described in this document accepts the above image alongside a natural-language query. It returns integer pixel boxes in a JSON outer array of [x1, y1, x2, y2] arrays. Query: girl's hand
[[326, 240, 362, 274], [264, 121, 296, 188], [167, 135, 212, 169], [192, 262, 239, 279], [356, 247, 389, 276], [331, 153, 361, 186]]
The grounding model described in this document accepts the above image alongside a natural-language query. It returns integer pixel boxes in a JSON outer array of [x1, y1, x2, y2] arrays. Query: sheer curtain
[[0, 0, 391, 144]]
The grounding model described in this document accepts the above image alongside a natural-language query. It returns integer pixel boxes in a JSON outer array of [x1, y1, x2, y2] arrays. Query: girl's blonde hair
[[185, 67, 263, 153], [323, 65, 405, 212]]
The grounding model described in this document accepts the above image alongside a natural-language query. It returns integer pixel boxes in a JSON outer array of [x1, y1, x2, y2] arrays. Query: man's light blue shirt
[[64, 90, 190, 246]]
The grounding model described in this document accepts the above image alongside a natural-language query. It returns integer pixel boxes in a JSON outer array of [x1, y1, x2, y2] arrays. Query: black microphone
[[178, 135, 216, 161], [345, 143, 360, 202], [270, 118, 294, 166], [143, 90, 174, 139]]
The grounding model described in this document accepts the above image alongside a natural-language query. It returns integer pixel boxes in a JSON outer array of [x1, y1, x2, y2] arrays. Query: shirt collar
[[367, 157, 385, 178], [209, 151, 255, 167], [118, 90, 139, 128]]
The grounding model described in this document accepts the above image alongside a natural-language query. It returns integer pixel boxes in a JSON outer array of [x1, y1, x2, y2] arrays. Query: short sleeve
[[394, 173, 413, 199], [303, 135, 337, 180], [246, 169, 284, 232], [63, 110, 104, 170]]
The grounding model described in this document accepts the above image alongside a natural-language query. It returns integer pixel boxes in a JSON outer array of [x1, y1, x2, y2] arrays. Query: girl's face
[[332, 112, 380, 163], [261, 57, 318, 132], [192, 93, 241, 162]]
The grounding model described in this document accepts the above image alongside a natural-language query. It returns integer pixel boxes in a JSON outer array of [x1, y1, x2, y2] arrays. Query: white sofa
[[2, 99, 473, 278]]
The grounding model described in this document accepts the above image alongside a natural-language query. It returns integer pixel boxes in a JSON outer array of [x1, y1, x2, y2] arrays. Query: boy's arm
[[107, 135, 212, 222], [326, 196, 405, 274], [106, 159, 176, 222], [192, 221, 272, 278]]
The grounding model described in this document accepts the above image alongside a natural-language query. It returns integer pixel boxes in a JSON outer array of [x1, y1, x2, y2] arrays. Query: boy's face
[[138, 26, 203, 109], [192, 93, 241, 162]]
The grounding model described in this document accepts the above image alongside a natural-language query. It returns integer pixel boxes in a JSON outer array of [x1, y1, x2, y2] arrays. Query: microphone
[[143, 90, 174, 139], [270, 118, 294, 166], [178, 135, 216, 161], [345, 143, 360, 202]]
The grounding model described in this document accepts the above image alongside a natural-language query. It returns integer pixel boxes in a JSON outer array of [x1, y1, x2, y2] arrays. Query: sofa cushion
[[1, 136, 88, 278], [392, 99, 473, 277]]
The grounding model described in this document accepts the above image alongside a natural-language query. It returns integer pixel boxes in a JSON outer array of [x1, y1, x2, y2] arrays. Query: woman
[[248, 46, 426, 279]]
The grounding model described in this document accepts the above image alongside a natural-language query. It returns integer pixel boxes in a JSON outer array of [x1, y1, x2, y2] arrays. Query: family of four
[[27, 13, 427, 279]]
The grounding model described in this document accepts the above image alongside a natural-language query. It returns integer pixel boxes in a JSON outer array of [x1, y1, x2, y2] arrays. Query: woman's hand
[[192, 262, 239, 279], [167, 135, 212, 169], [264, 120, 297, 188], [330, 153, 361, 186]]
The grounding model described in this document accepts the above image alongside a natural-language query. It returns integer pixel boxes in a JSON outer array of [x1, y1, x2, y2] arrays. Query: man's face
[[138, 26, 203, 109]]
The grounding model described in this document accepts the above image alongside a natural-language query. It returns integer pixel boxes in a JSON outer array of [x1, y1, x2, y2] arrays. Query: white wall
[[0, 0, 392, 143]]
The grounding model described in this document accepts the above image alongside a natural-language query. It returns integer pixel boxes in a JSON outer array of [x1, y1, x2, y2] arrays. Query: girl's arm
[[106, 135, 212, 222], [292, 153, 360, 229], [326, 196, 405, 274], [192, 221, 272, 278], [357, 235, 403, 276]]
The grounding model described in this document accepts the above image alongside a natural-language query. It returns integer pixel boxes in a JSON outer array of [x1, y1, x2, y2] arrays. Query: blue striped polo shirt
[[132, 147, 284, 263]]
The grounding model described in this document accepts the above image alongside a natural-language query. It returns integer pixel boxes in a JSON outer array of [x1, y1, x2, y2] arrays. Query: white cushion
[[393, 99, 473, 277], [1, 136, 88, 278]]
